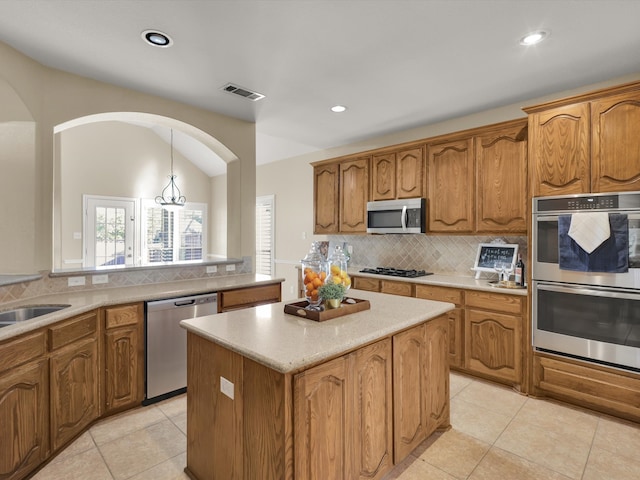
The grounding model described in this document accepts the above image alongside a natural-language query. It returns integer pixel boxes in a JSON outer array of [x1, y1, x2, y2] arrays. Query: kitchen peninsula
[[181, 289, 454, 480]]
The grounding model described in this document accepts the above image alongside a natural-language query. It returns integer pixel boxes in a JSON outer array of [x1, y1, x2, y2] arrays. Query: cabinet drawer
[[465, 290, 523, 314], [415, 285, 463, 305], [48, 311, 97, 351], [0, 330, 47, 373], [381, 280, 413, 297], [219, 283, 281, 311], [353, 276, 380, 292], [105, 303, 142, 329]]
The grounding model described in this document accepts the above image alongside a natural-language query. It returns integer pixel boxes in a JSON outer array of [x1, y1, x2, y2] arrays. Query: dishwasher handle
[[174, 299, 196, 307]]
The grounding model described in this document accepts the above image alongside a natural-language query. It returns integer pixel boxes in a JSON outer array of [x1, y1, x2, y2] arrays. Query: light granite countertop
[[181, 288, 454, 374], [0, 274, 283, 342], [350, 269, 528, 296]]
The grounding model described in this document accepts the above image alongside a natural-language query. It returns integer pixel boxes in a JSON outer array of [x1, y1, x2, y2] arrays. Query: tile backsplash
[[0, 257, 252, 304], [329, 234, 527, 275]]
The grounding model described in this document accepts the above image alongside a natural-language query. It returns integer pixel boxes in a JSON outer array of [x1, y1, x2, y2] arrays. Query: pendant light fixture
[[156, 128, 186, 211]]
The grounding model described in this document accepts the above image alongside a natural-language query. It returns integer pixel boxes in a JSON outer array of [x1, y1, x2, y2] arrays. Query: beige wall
[[210, 174, 228, 257], [257, 71, 640, 301], [0, 40, 255, 274]]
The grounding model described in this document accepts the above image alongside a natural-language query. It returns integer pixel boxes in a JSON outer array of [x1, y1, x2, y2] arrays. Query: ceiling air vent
[[220, 83, 265, 101]]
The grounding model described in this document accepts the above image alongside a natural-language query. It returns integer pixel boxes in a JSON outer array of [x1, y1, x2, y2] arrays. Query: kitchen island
[[181, 288, 454, 480]]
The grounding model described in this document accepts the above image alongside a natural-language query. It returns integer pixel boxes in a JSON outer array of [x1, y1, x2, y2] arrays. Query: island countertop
[[180, 288, 454, 374]]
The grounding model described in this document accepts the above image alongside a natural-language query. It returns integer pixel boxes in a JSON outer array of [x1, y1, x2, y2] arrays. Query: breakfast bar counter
[[181, 289, 454, 480]]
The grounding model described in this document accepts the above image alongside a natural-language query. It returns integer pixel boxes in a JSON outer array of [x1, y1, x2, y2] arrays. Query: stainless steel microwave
[[366, 198, 426, 234]]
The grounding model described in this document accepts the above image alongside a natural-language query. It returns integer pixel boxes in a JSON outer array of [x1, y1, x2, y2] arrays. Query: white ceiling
[[1, 0, 640, 170]]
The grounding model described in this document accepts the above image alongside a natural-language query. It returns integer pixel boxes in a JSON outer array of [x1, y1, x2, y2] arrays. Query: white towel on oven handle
[[568, 212, 611, 254]]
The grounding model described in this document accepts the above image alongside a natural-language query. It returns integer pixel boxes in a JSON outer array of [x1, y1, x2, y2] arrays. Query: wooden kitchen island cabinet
[[182, 290, 453, 480]]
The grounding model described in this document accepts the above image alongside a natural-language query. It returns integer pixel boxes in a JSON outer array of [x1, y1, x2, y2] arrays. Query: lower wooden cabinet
[[48, 311, 100, 452], [533, 353, 640, 423], [103, 303, 144, 414], [0, 358, 49, 480], [464, 291, 523, 385], [49, 337, 100, 451], [415, 284, 464, 369], [294, 339, 393, 480], [393, 316, 449, 463]]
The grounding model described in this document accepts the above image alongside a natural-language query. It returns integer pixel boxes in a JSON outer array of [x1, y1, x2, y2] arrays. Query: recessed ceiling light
[[520, 30, 549, 46], [142, 30, 173, 48], [331, 105, 347, 113]]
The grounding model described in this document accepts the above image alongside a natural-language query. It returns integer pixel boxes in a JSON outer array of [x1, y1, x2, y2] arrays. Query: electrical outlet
[[225, 264, 236, 272], [67, 276, 86, 287], [301, 231, 307, 240], [92, 274, 108, 285], [220, 376, 234, 400], [206, 265, 218, 274], [73, 231, 82, 240]]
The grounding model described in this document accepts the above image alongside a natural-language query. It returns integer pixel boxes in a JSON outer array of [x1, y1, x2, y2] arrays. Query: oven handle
[[536, 281, 640, 300]]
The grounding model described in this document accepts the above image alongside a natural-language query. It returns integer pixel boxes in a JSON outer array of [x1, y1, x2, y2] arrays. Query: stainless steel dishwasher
[[145, 293, 217, 404]]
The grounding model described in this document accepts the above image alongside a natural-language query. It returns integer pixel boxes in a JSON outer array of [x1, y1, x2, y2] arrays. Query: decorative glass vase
[[300, 243, 327, 308], [326, 244, 351, 292]]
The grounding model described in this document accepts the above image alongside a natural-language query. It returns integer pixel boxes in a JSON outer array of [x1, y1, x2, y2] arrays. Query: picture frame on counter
[[472, 243, 519, 279]]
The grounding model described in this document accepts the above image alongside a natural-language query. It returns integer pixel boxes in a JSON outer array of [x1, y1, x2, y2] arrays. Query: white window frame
[[140, 199, 208, 265], [256, 194, 275, 275]]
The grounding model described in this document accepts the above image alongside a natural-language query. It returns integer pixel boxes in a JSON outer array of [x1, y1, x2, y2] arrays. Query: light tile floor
[[33, 372, 640, 480]]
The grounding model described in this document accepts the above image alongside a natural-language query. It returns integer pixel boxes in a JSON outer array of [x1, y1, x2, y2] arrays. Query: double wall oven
[[532, 192, 640, 371]]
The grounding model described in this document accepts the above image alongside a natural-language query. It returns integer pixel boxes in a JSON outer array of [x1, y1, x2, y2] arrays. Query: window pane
[[95, 206, 126, 266], [146, 207, 173, 263], [178, 208, 203, 261]]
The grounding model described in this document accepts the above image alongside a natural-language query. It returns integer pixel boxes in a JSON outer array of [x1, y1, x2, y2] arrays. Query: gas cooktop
[[359, 267, 433, 278]]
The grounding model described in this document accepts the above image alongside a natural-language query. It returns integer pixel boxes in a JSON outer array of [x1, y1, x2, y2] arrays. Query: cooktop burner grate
[[359, 267, 433, 278]]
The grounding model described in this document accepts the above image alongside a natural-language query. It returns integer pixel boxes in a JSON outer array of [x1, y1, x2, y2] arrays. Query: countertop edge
[[0, 274, 284, 342], [182, 292, 455, 374]]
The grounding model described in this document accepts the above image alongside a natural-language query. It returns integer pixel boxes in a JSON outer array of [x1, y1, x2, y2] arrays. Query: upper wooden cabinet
[[591, 90, 640, 192], [526, 82, 640, 196], [313, 157, 369, 234], [313, 163, 340, 234], [371, 147, 425, 201], [428, 120, 528, 234], [475, 123, 528, 233], [340, 157, 369, 233], [528, 103, 591, 196], [428, 138, 475, 232]]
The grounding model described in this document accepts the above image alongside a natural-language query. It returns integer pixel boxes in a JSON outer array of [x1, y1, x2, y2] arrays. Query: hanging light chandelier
[[156, 128, 186, 211]]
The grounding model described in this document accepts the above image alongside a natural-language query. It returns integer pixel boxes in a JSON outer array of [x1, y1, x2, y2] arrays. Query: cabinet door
[[352, 276, 380, 292], [446, 308, 464, 369], [314, 163, 340, 234], [529, 103, 590, 196], [371, 153, 396, 201], [465, 309, 521, 384], [427, 138, 474, 232], [475, 124, 528, 233], [396, 147, 425, 199], [294, 355, 351, 480], [392, 323, 427, 462], [424, 316, 450, 436], [340, 158, 369, 233], [0, 359, 48, 480], [50, 337, 100, 451], [105, 323, 143, 413], [591, 91, 640, 192], [351, 340, 393, 480]]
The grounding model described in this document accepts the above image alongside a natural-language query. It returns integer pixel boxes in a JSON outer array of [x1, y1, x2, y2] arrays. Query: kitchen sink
[[0, 305, 71, 328]]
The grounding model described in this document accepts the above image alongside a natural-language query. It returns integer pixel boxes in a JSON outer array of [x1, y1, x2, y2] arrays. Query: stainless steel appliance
[[366, 198, 426, 234], [359, 267, 432, 278], [532, 192, 640, 371], [145, 293, 217, 403]]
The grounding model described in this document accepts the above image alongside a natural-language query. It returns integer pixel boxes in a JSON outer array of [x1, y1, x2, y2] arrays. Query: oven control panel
[[534, 192, 640, 213]]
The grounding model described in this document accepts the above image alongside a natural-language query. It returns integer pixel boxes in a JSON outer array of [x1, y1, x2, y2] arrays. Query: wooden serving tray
[[284, 297, 371, 322]]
